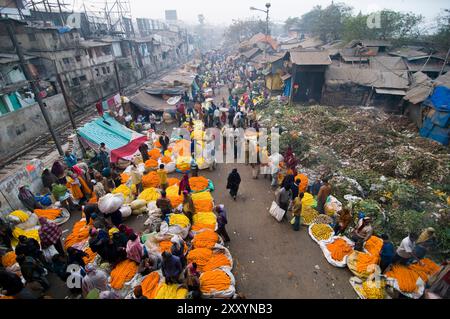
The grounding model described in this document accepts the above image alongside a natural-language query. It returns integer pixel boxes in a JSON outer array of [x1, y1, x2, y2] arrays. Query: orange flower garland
[[148, 149, 162, 160], [82, 247, 97, 265], [200, 269, 231, 293], [33, 209, 62, 220], [189, 176, 209, 192], [1, 251, 16, 267], [64, 220, 91, 249], [110, 259, 138, 290], [141, 272, 160, 299], [167, 178, 180, 186], [192, 230, 219, 249], [144, 159, 159, 169], [142, 171, 160, 188], [326, 238, 353, 261]]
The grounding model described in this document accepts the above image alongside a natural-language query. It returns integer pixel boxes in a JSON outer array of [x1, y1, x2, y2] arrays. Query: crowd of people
[[1, 49, 448, 300]]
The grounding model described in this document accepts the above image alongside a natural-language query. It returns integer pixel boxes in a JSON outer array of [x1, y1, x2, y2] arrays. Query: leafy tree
[[284, 17, 301, 32], [342, 10, 424, 41], [296, 3, 352, 41], [223, 19, 268, 44], [433, 9, 450, 50]]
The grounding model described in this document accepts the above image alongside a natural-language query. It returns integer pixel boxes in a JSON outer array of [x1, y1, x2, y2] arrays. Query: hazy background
[[128, 0, 448, 25]]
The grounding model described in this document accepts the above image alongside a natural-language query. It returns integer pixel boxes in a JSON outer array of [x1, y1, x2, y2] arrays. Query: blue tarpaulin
[[420, 117, 449, 145], [426, 86, 450, 112], [283, 78, 291, 97]]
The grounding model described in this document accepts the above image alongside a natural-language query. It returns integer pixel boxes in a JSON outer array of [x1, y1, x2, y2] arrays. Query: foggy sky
[[129, 0, 448, 25]]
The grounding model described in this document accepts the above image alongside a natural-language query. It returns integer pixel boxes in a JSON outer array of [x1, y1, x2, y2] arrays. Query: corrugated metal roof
[[290, 50, 331, 65], [241, 48, 261, 59], [388, 48, 430, 60], [130, 91, 173, 113], [342, 56, 369, 62], [160, 69, 195, 87], [434, 72, 450, 88], [77, 113, 134, 150], [370, 56, 407, 71], [297, 37, 324, 49], [404, 72, 433, 104], [375, 88, 406, 95], [406, 61, 450, 73], [361, 40, 392, 47], [325, 65, 409, 89]]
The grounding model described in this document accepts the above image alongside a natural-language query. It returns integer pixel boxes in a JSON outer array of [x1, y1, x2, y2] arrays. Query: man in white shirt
[[393, 232, 421, 265]]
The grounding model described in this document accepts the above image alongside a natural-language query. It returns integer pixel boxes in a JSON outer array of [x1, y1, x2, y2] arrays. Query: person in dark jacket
[[159, 131, 170, 152], [15, 236, 41, 260], [41, 169, 58, 192], [16, 255, 49, 290], [139, 143, 150, 162], [161, 251, 182, 284], [17, 186, 42, 211], [226, 168, 241, 200], [291, 178, 301, 200], [67, 247, 88, 268]]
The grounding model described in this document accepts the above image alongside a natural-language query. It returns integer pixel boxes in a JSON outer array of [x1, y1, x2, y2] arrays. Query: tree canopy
[[224, 19, 268, 44], [283, 3, 429, 44]]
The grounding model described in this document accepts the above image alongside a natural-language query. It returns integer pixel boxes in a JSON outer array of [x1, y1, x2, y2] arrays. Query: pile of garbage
[[258, 102, 450, 259]]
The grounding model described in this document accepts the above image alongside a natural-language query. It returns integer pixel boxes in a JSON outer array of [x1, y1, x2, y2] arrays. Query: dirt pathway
[[201, 163, 356, 299]]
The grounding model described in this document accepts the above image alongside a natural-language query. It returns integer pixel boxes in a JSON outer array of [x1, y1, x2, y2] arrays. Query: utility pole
[[5, 19, 64, 155], [113, 61, 122, 94], [55, 67, 77, 129], [56, 0, 65, 26]]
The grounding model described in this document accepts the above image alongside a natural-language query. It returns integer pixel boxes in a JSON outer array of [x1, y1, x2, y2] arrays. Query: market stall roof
[[160, 69, 196, 87], [77, 113, 147, 162], [326, 65, 409, 89], [130, 91, 174, 113], [403, 72, 433, 104], [144, 86, 186, 95], [375, 88, 406, 96], [406, 61, 450, 73], [342, 56, 369, 63], [240, 47, 261, 59], [289, 50, 332, 66], [369, 56, 407, 71]]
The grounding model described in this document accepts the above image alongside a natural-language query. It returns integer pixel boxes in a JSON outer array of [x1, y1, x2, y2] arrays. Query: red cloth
[[96, 102, 104, 117], [110, 136, 148, 163], [107, 98, 115, 107], [177, 103, 185, 114]]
